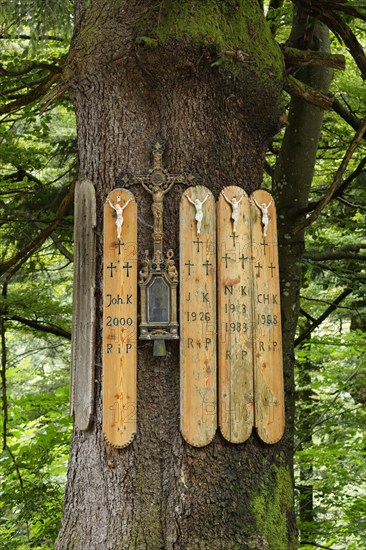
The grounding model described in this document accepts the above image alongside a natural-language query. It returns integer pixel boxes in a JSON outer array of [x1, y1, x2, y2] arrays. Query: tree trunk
[[273, 8, 333, 548], [57, 2, 296, 548]]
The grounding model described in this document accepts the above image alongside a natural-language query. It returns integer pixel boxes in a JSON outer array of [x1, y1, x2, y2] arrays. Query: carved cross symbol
[[202, 260, 212, 276], [255, 262, 263, 277], [261, 241, 268, 255], [268, 263, 276, 277], [185, 260, 194, 276], [121, 142, 195, 254], [239, 253, 248, 269], [116, 240, 124, 255], [193, 237, 203, 253], [123, 262, 132, 277], [230, 234, 238, 248], [107, 262, 117, 278], [222, 253, 233, 269]]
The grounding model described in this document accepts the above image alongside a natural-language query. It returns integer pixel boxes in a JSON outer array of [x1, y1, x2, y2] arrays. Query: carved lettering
[[257, 293, 278, 304], [217, 186, 253, 443], [103, 188, 137, 447], [180, 186, 217, 447]]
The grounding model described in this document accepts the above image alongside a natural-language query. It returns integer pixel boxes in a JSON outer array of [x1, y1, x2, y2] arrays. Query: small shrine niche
[[139, 248, 179, 356], [120, 142, 194, 356]]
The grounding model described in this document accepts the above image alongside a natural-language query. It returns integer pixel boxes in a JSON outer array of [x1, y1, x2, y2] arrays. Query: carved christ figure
[[222, 191, 245, 233], [150, 187, 164, 235], [185, 193, 210, 235], [108, 196, 133, 240], [253, 197, 273, 238], [139, 181, 178, 238]]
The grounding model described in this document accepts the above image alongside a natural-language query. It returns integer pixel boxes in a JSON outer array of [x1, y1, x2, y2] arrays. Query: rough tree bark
[[57, 2, 297, 549]]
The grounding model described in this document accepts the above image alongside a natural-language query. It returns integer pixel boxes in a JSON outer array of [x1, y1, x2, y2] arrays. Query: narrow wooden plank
[[250, 190, 284, 444], [217, 186, 254, 443], [180, 186, 217, 447], [103, 188, 137, 447], [70, 180, 96, 431]]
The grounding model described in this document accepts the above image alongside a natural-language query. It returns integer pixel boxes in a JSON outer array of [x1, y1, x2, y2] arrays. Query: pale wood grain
[[217, 186, 254, 443], [180, 186, 217, 447], [250, 190, 284, 444], [103, 188, 137, 447]]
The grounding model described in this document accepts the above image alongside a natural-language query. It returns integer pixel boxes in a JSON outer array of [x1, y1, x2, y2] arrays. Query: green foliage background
[[0, 1, 365, 549]]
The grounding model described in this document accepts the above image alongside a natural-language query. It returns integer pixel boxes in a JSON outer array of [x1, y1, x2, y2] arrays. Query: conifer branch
[[0, 72, 62, 116], [5, 316, 71, 340], [304, 244, 366, 261], [0, 34, 65, 42], [0, 61, 62, 77], [0, 182, 75, 277]]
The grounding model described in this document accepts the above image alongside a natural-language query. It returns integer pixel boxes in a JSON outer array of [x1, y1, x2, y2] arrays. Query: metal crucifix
[[119, 142, 194, 356]]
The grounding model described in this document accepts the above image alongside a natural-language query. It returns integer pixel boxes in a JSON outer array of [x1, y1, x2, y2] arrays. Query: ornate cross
[[119, 142, 195, 254], [118, 142, 195, 356]]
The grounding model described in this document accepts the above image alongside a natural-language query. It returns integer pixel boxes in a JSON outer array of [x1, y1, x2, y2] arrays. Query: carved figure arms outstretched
[[253, 197, 273, 238], [185, 193, 210, 235], [222, 191, 245, 233], [108, 197, 133, 240]]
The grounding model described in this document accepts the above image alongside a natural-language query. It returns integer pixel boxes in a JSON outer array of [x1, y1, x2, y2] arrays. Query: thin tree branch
[[0, 316, 7, 450], [295, 288, 352, 347], [49, 232, 74, 262], [0, 181, 75, 277], [2, 168, 43, 186], [293, 1, 366, 78], [0, 61, 62, 77], [284, 75, 334, 110], [293, 117, 366, 234], [299, 308, 316, 323], [299, 1, 366, 21], [301, 156, 366, 214], [304, 244, 366, 261], [336, 196, 366, 211], [5, 315, 71, 340], [301, 295, 353, 311], [283, 46, 346, 70], [0, 34, 65, 42], [4, 444, 30, 540], [333, 97, 365, 134], [300, 540, 340, 550], [5, 445, 25, 493], [0, 72, 61, 116]]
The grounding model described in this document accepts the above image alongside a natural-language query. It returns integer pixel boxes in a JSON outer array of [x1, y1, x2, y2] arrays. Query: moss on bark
[[252, 464, 297, 549], [136, 0, 284, 85]]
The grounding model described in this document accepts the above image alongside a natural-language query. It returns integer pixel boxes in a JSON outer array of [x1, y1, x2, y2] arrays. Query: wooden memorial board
[[250, 190, 284, 444], [217, 186, 254, 443], [103, 188, 137, 447], [70, 180, 96, 431], [180, 186, 217, 447]]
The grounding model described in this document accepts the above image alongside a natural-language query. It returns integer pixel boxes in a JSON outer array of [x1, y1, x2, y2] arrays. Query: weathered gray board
[[70, 180, 96, 431]]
